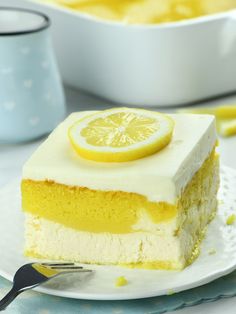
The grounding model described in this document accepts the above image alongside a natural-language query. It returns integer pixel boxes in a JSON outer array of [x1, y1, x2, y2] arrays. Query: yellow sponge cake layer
[[22, 180, 176, 234], [22, 148, 217, 234]]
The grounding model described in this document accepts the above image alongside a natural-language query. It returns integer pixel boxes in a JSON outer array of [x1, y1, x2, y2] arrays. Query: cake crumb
[[226, 214, 236, 225], [115, 276, 128, 287], [208, 249, 216, 255], [167, 289, 175, 295]]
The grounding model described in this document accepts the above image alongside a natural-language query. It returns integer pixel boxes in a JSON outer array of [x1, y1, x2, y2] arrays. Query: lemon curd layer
[[45, 0, 236, 24]]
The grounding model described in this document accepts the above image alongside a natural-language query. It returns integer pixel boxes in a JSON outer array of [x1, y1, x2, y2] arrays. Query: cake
[[21, 108, 219, 270]]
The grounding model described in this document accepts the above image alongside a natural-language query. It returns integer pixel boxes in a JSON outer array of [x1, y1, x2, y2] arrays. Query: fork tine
[[50, 266, 83, 270], [62, 269, 93, 273], [50, 268, 93, 273], [38, 263, 92, 271], [41, 263, 75, 266]]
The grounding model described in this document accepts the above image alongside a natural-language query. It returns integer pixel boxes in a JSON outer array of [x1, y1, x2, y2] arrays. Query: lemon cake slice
[[21, 109, 219, 270]]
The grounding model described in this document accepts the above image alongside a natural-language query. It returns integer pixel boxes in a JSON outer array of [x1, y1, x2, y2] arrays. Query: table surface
[[1, 86, 236, 314]]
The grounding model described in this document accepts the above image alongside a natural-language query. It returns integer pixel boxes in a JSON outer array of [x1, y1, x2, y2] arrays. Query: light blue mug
[[0, 7, 65, 143]]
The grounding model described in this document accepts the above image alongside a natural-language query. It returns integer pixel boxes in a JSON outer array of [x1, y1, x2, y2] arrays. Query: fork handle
[[0, 287, 20, 311]]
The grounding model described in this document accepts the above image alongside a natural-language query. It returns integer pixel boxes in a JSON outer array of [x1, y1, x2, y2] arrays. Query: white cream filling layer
[[22, 111, 217, 204], [25, 213, 184, 267]]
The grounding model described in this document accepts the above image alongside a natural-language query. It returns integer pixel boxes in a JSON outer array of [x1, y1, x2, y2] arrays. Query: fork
[[0, 262, 92, 311]]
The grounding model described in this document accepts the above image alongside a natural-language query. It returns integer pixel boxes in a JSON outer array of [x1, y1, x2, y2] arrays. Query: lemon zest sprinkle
[[208, 249, 216, 255], [167, 289, 175, 295], [226, 214, 236, 225]]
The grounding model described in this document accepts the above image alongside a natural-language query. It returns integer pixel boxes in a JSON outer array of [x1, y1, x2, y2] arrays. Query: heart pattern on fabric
[[29, 117, 40, 126], [2, 101, 16, 111], [41, 60, 49, 69], [45, 92, 52, 101], [23, 80, 33, 89], [20, 47, 30, 55], [1, 67, 13, 75]]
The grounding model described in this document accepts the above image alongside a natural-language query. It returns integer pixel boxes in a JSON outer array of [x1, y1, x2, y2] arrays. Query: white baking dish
[[3, 0, 236, 106]]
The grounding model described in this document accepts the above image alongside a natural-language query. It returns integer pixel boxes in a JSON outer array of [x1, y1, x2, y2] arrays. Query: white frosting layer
[[22, 111, 217, 203]]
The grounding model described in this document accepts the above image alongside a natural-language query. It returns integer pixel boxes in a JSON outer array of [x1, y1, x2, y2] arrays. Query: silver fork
[[0, 262, 92, 311]]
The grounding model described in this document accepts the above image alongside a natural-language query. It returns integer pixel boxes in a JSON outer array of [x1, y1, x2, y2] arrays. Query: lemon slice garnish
[[68, 108, 174, 162], [178, 105, 236, 137], [178, 105, 236, 119], [218, 119, 236, 137], [215, 105, 236, 119]]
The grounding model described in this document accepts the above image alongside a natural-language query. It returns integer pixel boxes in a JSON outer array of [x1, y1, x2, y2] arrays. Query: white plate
[[0, 166, 236, 301]]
